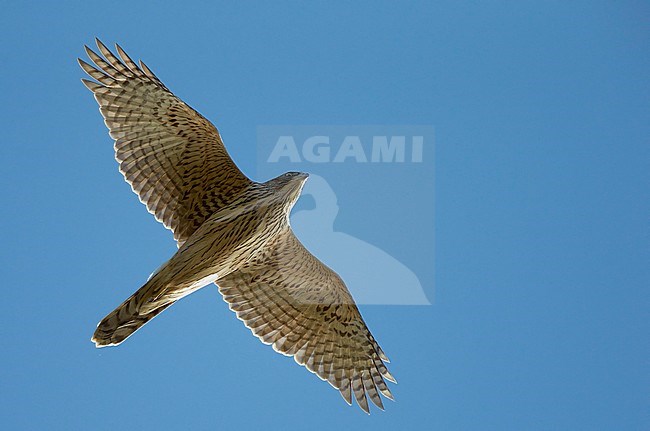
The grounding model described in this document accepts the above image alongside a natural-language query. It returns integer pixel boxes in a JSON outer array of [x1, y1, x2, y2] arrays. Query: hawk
[[79, 39, 395, 413]]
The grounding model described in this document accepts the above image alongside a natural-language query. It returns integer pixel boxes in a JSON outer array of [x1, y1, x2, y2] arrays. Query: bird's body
[[80, 39, 395, 413]]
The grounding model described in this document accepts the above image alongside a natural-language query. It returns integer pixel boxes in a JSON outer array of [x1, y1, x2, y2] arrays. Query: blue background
[[1, 1, 648, 429]]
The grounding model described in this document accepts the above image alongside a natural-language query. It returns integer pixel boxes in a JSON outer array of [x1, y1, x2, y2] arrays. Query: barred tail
[[91, 290, 172, 347]]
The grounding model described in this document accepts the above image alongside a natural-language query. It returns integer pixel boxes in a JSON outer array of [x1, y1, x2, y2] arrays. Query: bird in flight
[[79, 39, 395, 413]]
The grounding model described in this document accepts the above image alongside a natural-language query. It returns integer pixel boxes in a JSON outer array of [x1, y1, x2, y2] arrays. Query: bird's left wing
[[79, 39, 253, 246], [216, 227, 395, 413]]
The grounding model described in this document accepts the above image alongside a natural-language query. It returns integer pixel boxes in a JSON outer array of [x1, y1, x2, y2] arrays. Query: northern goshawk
[[79, 39, 395, 413]]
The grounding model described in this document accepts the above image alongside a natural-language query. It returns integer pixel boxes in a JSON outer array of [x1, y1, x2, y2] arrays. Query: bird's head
[[268, 171, 309, 209]]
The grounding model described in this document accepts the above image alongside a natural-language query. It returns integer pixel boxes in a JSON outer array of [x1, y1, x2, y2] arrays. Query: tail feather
[[92, 291, 172, 347]]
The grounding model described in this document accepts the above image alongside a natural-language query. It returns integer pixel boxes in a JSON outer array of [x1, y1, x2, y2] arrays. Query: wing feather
[[80, 39, 252, 245], [217, 228, 395, 413]]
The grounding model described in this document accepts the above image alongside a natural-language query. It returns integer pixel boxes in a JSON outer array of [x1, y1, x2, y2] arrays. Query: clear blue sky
[[1, 1, 648, 429]]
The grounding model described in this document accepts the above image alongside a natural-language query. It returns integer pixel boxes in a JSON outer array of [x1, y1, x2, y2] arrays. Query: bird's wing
[[216, 227, 395, 413], [79, 39, 253, 246]]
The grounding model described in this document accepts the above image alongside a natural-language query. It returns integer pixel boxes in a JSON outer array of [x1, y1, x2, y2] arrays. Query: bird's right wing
[[79, 39, 253, 246], [216, 227, 395, 413]]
